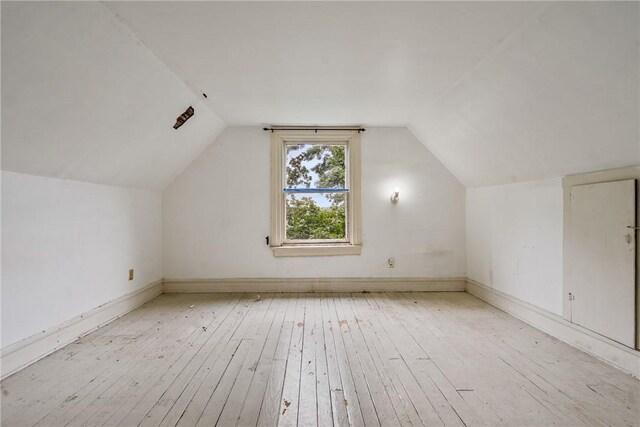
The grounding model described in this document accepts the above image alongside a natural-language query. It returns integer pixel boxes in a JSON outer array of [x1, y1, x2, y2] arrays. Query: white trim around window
[[270, 129, 362, 257]]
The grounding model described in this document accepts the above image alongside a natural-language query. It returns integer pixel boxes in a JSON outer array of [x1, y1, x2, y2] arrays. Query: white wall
[[466, 178, 563, 314], [1, 171, 162, 348], [163, 127, 466, 279]]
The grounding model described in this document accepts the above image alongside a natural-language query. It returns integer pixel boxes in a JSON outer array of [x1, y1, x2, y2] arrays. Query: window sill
[[271, 244, 362, 257]]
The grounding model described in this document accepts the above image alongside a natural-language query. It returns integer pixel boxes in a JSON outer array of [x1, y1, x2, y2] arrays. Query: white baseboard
[[466, 278, 640, 378], [0, 280, 163, 380], [5, 277, 636, 380], [163, 277, 467, 293]]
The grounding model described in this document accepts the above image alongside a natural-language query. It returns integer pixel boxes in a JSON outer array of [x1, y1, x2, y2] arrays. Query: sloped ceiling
[[1, 1, 225, 190], [107, 1, 542, 126], [412, 2, 640, 186], [2, 2, 638, 188]]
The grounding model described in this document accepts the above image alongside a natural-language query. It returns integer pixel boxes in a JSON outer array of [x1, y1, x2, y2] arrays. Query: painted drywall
[[109, 2, 638, 187], [1, 1, 226, 190], [3, 2, 636, 190], [1, 171, 162, 348], [412, 2, 639, 187], [108, 1, 539, 127], [163, 127, 466, 279], [466, 178, 564, 315]]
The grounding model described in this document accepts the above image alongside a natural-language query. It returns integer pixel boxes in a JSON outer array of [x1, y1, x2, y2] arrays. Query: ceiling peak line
[[428, 2, 550, 109]]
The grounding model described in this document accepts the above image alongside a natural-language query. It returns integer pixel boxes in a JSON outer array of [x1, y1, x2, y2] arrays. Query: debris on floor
[[282, 399, 291, 415]]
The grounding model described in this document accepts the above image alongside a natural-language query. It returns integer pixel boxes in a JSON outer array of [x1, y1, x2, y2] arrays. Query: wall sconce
[[390, 188, 400, 204]]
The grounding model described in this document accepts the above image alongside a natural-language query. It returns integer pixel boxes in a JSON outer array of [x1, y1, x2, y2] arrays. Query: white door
[[568, 179, 636, 347]]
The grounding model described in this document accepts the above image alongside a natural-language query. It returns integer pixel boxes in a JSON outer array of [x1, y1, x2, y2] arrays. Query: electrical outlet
[[128, 269, 134, 281], [387, 258, 395, 268]]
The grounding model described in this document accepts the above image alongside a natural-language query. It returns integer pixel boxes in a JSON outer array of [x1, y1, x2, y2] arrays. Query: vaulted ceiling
[[1, 1, 225, 190], [2, 1, 638, 189]]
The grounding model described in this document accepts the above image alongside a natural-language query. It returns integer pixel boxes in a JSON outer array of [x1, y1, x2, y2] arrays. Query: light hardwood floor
[[1, 292, 639, 427]]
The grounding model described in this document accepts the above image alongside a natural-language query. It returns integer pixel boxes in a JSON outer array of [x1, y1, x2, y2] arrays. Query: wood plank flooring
[[1, 292, 639, 427]]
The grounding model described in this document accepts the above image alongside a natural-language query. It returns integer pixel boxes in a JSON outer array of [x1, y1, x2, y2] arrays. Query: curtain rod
[[262, 127, 366, 133]]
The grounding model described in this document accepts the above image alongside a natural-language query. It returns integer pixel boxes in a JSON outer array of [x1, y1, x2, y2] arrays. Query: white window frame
[[270, 129, 362, 257]]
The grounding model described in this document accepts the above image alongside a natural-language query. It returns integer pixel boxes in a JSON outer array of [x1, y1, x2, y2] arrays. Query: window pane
[[286, 144, 346, 189], [285, 193, 346, 240]]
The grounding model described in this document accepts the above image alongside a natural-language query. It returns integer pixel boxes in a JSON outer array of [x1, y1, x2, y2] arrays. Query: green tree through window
[[285, 144, 346, 240]]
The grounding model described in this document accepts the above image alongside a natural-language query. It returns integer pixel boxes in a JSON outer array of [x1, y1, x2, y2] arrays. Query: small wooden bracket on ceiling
[[173, 106, 194, 129]]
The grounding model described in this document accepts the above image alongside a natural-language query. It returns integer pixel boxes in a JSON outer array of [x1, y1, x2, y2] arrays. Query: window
[[270, 129, 362, 256]]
